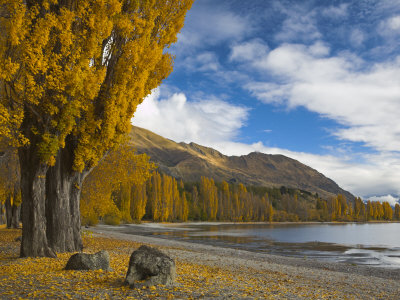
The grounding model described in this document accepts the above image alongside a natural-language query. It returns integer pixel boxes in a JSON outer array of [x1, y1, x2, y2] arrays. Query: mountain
[[129, 126, 354, 201]]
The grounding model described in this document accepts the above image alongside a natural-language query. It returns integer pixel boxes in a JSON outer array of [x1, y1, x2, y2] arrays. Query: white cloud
[[321, 3, 349, 18], [182, 52, 221, 72], [173, 2, 251, 54], [349, 28, 365, 47], [387, 15, 400, 30], [132, 89, 249, 145], [367, 195, 399, 206], [245, 42, 400, 153], [230, 39, 269, 62], [275, 8, 321, 42], [379, 15, 400, 37]]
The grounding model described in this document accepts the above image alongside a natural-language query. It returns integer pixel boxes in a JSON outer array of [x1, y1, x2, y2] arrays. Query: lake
[[115, 222, 400, 268]]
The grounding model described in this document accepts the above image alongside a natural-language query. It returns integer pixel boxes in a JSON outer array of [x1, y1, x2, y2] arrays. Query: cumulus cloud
[[367, 195, 399, 206], [132, 89, 249, 145], [244, 42, 400, 153]]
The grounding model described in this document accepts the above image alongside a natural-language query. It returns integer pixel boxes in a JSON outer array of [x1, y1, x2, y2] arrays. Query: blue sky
[[133, 0, 400, 204]]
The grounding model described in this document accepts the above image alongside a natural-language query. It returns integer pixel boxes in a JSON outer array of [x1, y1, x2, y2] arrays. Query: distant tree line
[[80, 163, 400, 224]]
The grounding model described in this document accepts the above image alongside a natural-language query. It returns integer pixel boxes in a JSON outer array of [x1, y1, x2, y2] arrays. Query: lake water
[[116, 222, 400, 268]]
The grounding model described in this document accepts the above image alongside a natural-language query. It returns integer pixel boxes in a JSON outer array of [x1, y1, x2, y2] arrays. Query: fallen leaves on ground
[[0, 228, 395, 299]]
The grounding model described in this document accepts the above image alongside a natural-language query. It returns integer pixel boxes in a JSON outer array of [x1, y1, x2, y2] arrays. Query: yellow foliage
[[80, 142, 155, 225], [0, 0, 193, 168]]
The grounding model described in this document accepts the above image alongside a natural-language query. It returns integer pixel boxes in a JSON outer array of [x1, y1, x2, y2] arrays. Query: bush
[[104, 214, 121, 225], [81, 213, 99, 226]]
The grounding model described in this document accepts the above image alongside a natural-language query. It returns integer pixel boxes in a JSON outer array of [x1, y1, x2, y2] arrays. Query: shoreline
[[90, 224, 400, 281], [137, 220, 400, 226], [1, 228, 399, 298]]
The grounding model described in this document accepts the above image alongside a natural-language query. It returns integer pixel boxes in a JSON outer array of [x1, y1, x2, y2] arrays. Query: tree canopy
[[1, 0, 192, 168]]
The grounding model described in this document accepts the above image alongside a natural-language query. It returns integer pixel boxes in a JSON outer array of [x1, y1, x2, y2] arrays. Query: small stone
[[15, 236, 22, 242], [124, 245, 176, 288], [65, 250, 110, 271]]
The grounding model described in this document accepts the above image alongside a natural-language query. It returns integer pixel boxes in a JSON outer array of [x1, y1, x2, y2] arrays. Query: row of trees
[[81, 169, 400, 224], [81, 172, 274, 224], [315, 195, 400, 222]]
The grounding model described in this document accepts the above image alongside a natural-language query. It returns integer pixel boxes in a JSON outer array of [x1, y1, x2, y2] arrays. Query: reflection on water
[[117, 223, 400, 268]]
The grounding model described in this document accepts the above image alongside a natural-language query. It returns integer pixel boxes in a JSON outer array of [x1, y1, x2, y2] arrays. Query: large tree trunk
[[46, 141, 87, 253], [18, 147, 55, 257]]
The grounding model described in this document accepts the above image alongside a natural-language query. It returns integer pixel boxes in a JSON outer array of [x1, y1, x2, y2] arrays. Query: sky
[[132, 0, 400, 205]]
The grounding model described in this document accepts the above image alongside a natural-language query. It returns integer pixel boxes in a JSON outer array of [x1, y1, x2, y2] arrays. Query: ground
[[0, 226, 398, 299]]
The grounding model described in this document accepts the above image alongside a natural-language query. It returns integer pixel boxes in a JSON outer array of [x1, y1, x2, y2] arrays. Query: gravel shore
[[90, 225, 400, 299]]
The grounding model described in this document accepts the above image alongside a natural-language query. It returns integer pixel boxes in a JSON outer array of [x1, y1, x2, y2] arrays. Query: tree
[[0, 145, 21, 228], [366, 200, 373, 220], [80, 143, 155, 225], [382, 202, 393, 221], [0, 0, 192, 256], [394, 203, 400, 220], [131, 182, 148, 222]]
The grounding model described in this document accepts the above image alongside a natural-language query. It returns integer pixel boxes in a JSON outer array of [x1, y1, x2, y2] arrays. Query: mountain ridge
[[129, 126, 354, 201]]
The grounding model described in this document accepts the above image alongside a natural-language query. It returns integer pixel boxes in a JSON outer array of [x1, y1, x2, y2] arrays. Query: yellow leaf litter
[[0, 228, 397, 299]]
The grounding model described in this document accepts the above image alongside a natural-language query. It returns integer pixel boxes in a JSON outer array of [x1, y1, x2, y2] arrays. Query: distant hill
[[129, 126, 354, 201]]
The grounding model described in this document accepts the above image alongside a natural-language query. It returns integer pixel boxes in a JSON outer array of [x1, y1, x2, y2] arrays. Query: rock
[[65, 250, 110, 271], [15, 236, 22, 242], [125, 245, 176, 288]]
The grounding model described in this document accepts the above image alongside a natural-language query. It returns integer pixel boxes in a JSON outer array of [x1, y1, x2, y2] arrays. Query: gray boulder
[[65, 250, 110, 271], [125, 245, 176, 288]]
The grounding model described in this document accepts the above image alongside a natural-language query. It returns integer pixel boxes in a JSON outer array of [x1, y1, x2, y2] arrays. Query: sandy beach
[[89, 224, 400, 299]]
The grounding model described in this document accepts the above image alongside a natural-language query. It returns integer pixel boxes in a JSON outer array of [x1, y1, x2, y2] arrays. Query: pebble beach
[[91, 225, 400, 299]]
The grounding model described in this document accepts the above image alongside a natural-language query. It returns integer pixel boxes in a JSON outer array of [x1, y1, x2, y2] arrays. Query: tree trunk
[[5, 195, 20, 229], [11, 204, 20, 228], [70, 172, 85, 251], [0, 202, 6, 225], [5, 187, 21, 229], [5, 194, 12, 228], [46, 142, 87, 253], [18, 147, 55, 257]]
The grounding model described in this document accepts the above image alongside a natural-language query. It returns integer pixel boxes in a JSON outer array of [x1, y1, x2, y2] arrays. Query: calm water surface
[[117, 223, 400, 268]]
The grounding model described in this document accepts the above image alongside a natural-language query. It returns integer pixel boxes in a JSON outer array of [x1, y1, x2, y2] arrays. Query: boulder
[[125, 245, 176, 288], [65, 250, 110, 271]]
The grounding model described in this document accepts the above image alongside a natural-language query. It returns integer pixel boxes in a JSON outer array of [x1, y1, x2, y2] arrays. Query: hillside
[[129, 126, 354, 201]]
